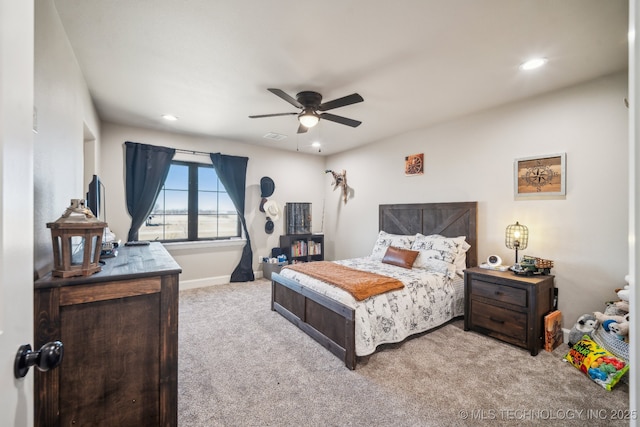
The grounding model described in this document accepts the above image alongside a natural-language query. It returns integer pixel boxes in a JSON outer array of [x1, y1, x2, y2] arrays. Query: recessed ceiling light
[[162, 114, 178, 121], [311, 141, 321, 148], [519, 57, 547, 71]]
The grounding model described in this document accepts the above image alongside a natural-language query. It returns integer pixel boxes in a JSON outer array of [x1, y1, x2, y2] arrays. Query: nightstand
[[464, 266, 555, 356]]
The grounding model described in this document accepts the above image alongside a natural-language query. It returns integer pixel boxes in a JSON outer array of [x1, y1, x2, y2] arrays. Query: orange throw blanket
[[283, 261, 404, 301]]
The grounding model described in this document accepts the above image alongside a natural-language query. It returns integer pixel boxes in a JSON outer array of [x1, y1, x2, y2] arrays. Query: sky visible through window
[[154, 164, 235, 214]]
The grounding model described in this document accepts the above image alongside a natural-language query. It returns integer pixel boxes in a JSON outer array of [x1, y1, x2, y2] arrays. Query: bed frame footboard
[[271, 272, 357, 370]]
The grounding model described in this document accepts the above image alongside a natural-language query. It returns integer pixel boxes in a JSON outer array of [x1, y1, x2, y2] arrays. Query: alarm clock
[[487, 255, 502, 267]]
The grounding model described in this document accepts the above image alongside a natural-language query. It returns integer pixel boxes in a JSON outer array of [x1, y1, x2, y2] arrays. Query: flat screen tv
[[86, 174, 105, 220]]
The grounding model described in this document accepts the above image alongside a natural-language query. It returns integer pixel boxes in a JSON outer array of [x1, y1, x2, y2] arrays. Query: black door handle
[[14, 341, 64, 379]]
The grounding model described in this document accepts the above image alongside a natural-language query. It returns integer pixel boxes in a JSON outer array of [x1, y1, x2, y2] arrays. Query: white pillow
[[371, 231, 416, 261], [418, 257, 453, 276], [411, 234, 469, 278], [452, 236, 471, 276]]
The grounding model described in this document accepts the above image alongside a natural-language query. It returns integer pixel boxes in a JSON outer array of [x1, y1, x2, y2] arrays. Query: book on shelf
[[308, 241, 322, 255], [544, 310, 563, 352], [292, 240, 307, 257]]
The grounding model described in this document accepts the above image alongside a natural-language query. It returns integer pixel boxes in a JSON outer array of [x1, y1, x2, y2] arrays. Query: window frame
[[141, 160, 241, 243]]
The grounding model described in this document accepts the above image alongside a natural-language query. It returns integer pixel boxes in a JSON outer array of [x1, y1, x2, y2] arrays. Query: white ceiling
[[52, 0, 628, 156]]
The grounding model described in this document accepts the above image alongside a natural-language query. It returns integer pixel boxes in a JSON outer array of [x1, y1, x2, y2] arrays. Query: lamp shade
[[505, 221, 529, 251], [298, 109, 319, 128]]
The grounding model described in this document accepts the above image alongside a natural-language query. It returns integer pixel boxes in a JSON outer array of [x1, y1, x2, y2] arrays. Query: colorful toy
[[568, 314, 598, 347], [601, 319, 617, 333]]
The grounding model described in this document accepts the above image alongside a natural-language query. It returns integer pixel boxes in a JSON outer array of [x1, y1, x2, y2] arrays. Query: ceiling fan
[[249, 88, 364, 134]]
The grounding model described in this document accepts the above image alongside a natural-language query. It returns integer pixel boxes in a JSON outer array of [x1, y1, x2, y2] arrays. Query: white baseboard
[[179, 270, 263, 291], [562, 327, 570, 345]]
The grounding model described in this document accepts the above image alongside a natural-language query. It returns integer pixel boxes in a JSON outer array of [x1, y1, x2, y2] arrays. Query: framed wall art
[[405, 153, 424, 176], [514, 153, 566, 198]]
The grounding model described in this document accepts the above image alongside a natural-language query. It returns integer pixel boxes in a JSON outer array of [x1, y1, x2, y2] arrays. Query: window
[[138, 161, 240, 242]]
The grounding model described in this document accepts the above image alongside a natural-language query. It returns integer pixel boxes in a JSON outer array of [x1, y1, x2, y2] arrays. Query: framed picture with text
[[514, 153, 566, 198]]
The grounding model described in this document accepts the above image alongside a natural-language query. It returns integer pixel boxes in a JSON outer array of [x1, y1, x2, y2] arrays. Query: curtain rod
[[174, 148, 211, 157]]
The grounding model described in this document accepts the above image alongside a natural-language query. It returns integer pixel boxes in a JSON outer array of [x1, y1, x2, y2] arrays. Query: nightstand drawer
[[471, 300, 527, 342], [469, 278, 527, 307]]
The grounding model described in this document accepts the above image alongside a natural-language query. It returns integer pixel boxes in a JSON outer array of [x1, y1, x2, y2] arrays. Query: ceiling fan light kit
[[298, 109, 319, 128], [249, 88, 364, 134]]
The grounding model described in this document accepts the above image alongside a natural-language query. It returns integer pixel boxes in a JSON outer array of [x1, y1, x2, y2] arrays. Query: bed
[[270, 202, 478, 369]]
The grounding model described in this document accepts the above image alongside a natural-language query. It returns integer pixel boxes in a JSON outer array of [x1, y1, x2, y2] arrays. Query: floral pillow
[[452, 237, 471, 275], [371, 231, 416, 261], [418, 257, 453, 276], [411, 234, 467, 278]]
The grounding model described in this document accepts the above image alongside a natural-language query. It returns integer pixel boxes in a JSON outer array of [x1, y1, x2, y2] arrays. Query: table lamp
[[505, 221, 528, 264]]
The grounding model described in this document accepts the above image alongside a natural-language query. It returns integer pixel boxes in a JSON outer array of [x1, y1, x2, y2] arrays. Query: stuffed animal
[[608, 321, 630, 342], [613, 300, 629, 313], [568, 314, 599, 347], [616, 285, 630, 302], [602, 319, 617, 332], [594, 311, 627, 325]]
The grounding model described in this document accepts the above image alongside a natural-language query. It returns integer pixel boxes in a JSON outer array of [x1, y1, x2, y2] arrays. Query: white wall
[[324, 72, 629, 329], [99, 122, 326, 284], [33, 0, 101, 277]]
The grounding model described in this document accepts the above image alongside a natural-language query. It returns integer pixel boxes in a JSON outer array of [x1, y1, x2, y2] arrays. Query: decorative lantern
[[47, 199, 107, 278]]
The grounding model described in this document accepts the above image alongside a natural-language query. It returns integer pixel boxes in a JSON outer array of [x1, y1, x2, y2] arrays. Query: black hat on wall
[[260, 177, 275, 198], [265, 219, 274, 234]]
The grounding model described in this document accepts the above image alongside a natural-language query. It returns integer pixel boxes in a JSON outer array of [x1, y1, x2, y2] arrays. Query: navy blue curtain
[[124, 141, 175, 242], [210, 153, 254, 282]]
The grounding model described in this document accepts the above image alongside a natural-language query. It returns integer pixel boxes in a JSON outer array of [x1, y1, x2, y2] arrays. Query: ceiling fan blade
[[249, 112, 297, 119], [268, 88, 303, 109], [318, 93, 364, 111], [320, 113, 362, 128], [297, 124, 308, 134]]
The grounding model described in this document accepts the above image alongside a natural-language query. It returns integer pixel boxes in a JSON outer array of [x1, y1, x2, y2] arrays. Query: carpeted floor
[[178, 279, 630, 426]]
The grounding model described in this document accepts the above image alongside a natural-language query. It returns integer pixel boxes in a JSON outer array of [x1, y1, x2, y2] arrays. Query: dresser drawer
[[469, 278, 527, 307], [470, 300, 527, 342]]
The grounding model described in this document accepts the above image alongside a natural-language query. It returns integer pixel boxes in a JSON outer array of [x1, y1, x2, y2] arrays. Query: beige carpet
[[178, 279, 629, 426]]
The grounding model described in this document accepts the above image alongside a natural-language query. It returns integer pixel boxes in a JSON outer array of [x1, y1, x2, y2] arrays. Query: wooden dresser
[[34, 242, 181, 427], [464, 267, 555, 356]]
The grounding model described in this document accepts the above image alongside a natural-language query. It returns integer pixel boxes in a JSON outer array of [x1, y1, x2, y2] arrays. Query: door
[[0, 0, 35, 426]]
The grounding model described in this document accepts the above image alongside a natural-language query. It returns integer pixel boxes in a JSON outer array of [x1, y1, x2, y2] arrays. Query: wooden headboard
[[379, 202, 478, 268]]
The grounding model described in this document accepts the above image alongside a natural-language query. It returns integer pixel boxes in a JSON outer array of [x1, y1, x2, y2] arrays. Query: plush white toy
[[617, 285, 630, 302], [608, 320, 630, 342], [594, 311, 626, 325], [613, 300, 629, 313]]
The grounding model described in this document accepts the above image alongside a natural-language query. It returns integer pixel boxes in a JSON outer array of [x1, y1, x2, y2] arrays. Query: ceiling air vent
[[263, 132, 287, 141]]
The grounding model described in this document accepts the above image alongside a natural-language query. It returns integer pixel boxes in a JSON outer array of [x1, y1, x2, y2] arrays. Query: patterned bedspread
[[278, 257, 465, 356]]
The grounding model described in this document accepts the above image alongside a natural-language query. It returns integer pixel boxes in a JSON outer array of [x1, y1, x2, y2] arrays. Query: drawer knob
[[489, 317, 505, 324], [494, 290, 503, 295]]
